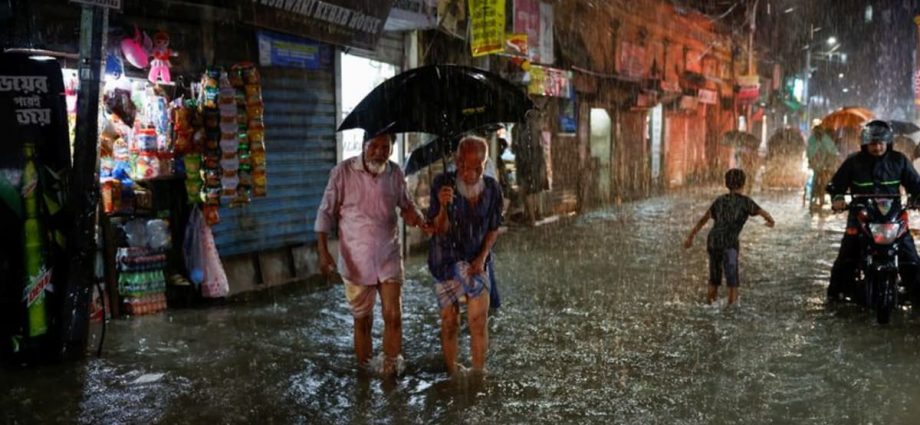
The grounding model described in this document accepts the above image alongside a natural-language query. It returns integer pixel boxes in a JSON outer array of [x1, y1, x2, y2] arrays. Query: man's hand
[[765, 218, 776, 228], [318, 250, 336, 279], [419, 220, 436, 235], [438, 186, 454, 207], [831, 199, 847, 212], [683, 236, 693, 249]]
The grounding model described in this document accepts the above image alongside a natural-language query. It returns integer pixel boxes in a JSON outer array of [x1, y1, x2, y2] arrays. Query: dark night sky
[[754, 0, 920, 120]]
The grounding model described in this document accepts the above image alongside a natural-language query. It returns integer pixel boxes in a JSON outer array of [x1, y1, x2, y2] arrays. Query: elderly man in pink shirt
[[315, 132, 429, 376]]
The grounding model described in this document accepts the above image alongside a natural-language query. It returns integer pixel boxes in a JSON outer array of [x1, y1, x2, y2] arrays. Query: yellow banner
[[469, 0, 505, 57]]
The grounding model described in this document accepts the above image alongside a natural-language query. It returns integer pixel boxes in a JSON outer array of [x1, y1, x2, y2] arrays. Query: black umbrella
[[404, 123, 507, 175], [404, 136, 457, 175], [720, 130, 760, 150], [889, 120, 920, 135], [338, 64, 533, 138]]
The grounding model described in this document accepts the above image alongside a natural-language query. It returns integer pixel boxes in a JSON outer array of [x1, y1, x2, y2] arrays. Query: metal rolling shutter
[[212, 63, 336, 257]]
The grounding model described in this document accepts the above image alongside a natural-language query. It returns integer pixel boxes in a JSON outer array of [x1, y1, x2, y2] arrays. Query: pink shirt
[[314, 156, 422, 286]]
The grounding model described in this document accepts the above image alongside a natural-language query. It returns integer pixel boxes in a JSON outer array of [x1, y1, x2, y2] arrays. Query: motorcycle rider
[[827, 120, 920, 302]]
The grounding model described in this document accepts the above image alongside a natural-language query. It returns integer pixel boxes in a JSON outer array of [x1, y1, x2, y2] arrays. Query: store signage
[[256, 30, 328, 69], [69, 0, 122, 10], [249, 0, 394, 51], [513, 0, 538, 58], [503, 33, 528, 57], [469, 0, 505, 57], [512, 0, 553, 63], [1, 76, 52, 126], [528, 65, 572, 98], [737, 86, 760, 102], [698, 89, 717, 105], [913, 69, 920, 105], [559, 99, 576, 134]]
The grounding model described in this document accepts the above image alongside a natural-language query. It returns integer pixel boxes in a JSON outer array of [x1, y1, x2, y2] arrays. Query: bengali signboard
[[248, 0, 394, 51], [0, 53, 72, 353], [469, 0, 505, 57]]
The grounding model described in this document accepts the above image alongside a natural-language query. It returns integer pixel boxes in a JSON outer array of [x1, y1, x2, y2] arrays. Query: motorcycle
[[834, 194, 916, 324]]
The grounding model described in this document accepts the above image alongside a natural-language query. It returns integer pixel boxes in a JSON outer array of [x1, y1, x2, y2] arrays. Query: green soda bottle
[[22, 143, 48, 337]]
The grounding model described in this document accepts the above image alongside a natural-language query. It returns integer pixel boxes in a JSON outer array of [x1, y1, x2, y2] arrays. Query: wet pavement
[[5, 189, 920, 424]]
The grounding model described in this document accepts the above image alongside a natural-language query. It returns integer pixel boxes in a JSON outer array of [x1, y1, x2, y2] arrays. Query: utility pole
[[60, 4, 107, 359], [803, 23, 814, 129], [804, 46, 811, 128], [748, 0, 758, 136]]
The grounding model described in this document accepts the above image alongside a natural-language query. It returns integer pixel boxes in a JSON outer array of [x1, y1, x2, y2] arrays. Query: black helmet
[[860, 120, 894, 145]]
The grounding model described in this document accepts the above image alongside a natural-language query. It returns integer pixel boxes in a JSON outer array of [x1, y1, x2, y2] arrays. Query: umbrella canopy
[[818, 107, 874, 131], [890, 120, 920, 135], [720, 130, 760, 150], [338, 65, 534, 138], [767, 128, 806, 158], [404, 136, 458, 176], [893, 135, 917, 159]]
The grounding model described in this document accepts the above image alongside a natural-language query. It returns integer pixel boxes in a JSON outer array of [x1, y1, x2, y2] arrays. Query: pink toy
[[148, 31, 177, 84], [121, 25, 151, 69]]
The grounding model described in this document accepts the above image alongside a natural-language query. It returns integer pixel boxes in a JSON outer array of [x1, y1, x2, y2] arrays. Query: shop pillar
[[60, 4, 106, 358]]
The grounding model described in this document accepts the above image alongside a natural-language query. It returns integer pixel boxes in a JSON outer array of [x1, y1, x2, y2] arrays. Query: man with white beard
[[315, 132, 430, 376], [427, 136, 504, 375]]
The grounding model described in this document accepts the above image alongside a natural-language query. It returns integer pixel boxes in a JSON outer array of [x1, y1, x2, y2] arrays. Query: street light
[[803, 34, 840, 128]]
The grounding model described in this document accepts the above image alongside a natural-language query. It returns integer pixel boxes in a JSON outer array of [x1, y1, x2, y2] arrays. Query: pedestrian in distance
[[314, 132, 432, 376], [806, 125, 839, 208], [684, 169, 775, 306], [428, 136, 503, 375]]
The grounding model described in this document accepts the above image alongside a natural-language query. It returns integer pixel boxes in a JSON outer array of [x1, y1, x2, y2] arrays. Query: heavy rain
[[4, 0, 920, 424]]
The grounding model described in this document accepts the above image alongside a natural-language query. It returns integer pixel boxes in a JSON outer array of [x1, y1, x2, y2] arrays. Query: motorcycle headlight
[[869, 222, 902, 245]]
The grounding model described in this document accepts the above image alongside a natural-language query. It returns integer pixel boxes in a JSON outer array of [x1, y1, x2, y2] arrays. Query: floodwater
[[5, 190, 920, 424]]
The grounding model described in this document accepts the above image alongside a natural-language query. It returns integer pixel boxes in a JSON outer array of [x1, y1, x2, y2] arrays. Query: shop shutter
[[211, 64, 336, 257]]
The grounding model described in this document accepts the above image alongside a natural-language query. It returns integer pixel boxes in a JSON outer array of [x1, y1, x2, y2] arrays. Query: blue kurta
[[427, 172, 503, 307]]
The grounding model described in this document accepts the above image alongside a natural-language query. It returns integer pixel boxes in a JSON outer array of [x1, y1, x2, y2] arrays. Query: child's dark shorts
[[708, 247, 739, 288]]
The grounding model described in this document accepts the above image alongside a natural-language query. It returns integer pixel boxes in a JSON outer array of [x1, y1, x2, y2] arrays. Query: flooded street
[[6, 189, 920, 424]]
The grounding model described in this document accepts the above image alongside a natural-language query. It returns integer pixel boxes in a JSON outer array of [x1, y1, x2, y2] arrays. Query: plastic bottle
[[22, 143, 48, 337]]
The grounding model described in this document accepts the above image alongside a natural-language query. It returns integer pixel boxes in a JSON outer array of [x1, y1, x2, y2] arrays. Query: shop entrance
[[338, 52, 399, 163], [590, 108, 613, 203]]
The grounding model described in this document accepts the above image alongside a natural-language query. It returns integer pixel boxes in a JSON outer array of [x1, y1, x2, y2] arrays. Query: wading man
[[315, 132, 429, 375], [428, 136, 503, 375]]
